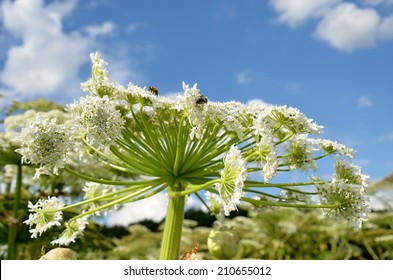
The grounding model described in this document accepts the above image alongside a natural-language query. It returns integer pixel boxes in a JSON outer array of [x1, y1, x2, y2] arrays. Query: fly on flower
[[195, 94, 208, 105], [148, 86, 159, 96]]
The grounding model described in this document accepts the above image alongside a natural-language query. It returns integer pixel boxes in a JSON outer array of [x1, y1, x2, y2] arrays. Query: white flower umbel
[[178, 82, 207, 139], [312, 139, 355, 159], [51, 215, 89, 246], [316, 179, 370, 228], [284, 135, 318, 171], [15, 114, 71, 178], [205, 192, 225, 221], [83, 182, 117, 215], [24, 197, 64, 238], [333, 157, 369, 189], [215, 145, 247, 216], [255, 135, 278, 182], [69, 95, 125, 150]]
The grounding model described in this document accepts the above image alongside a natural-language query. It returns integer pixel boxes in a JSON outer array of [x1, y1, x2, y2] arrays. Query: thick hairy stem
[[159, 184, 185, 260]]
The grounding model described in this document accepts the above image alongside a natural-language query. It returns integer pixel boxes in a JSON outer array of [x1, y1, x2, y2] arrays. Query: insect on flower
[[148, 86, 159, 96], [196, 94, 208, 105]]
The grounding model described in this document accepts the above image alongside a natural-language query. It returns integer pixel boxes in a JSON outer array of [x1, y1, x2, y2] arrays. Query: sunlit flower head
[[178, 82, 207, 139], [313, 139, 355, 159], [83, 182, 117, 215], [255, 135, 278, 182], [24, 197, 64, 238], [215, 145, 247, 216], [68, 95, 125, 150], [15, 114, 71, 178], [333, 157, 369, 189], [284, 135, 318, 171], [51, 216, 89, 246], [205, 192, 225, 220], [316, 179, 370, 228]]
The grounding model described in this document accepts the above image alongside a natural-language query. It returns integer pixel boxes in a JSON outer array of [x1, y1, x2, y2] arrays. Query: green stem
[[7, 164, 22, 260], [168, 179, 219, 197], [63, 167, 156, 186], [173, 116, 187, 176], [245, 180, 321, 188], [243, 197, 340, 209], [160, 183, 185, 260]]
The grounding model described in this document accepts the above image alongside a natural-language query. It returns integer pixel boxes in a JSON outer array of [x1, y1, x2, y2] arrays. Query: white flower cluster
[[15, 114, 71, 178], [80, 52, 124, 97], [178, 82, 208, 139], [68, 95, 125, 150], [256, 135, 278, 182], [51, 216, 89, 246], [316, 158, 370, 228], [253, 105, 323, 137], [83, 182, 117, 215], [312, 139, 355, 159], [24, 197, 64, 238], [215, 145, 247, 216]]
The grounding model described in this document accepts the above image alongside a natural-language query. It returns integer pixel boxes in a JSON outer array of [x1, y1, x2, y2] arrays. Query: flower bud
[[39, 248, 77, 260], [207, 226, 239, 259]]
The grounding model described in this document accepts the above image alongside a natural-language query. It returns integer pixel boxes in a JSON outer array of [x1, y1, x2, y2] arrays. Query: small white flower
[[256, 135, 278, 182], [127, 83, 156, 100], [205, 192, 225, 221], [24, 197, 64, 238], [83, 182, 117, 215], [333, 157, 369, 189], [69, 95, 125, 150], [313, 139, 355, 159], [253, 105, 323, 137], [178, 82, 207, 139], [207, 101, 246, 139], [51, 216, 89, 246], [284, 135, 318, 171], [81, 52, 126, 99], [15, 114, 71, 178], [215, 145, 247, 216], [316, 179, 370, 228]]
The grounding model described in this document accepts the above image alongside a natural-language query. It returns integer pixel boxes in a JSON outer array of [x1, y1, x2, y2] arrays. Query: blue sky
[[0, 0, 392, 186]]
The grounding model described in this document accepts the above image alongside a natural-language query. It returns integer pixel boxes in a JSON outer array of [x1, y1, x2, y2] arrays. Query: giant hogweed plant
[[16, 53, 370, 259]]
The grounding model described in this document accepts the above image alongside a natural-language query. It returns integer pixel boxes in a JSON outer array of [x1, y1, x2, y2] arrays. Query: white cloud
[[268, 0, 340, 28], [107, 55, 143, 86], [246, 98, 270, 107], [358, 96, 374, 107], [269, 0, 393, 52], [314, 3, 380, 52], [106, 193, 168, 226], [84, 21, 116, 38], [379, 14, 393, 39], [378, 132, 393, 142], [106, 193, 201, 226], [363, 0, 393, 5], [237, 70, 252, 85], [126, 23, 143, 33], [46, 0, 78, 17], [0, 0, 129, 102]]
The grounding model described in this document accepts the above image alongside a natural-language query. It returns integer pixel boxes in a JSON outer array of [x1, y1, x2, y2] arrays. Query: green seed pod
[[207, 226, 239, 259], [39, 248, 77, 260]]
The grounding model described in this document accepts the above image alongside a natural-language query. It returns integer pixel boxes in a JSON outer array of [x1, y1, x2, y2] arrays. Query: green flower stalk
[[15, 52, 370, 259]]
